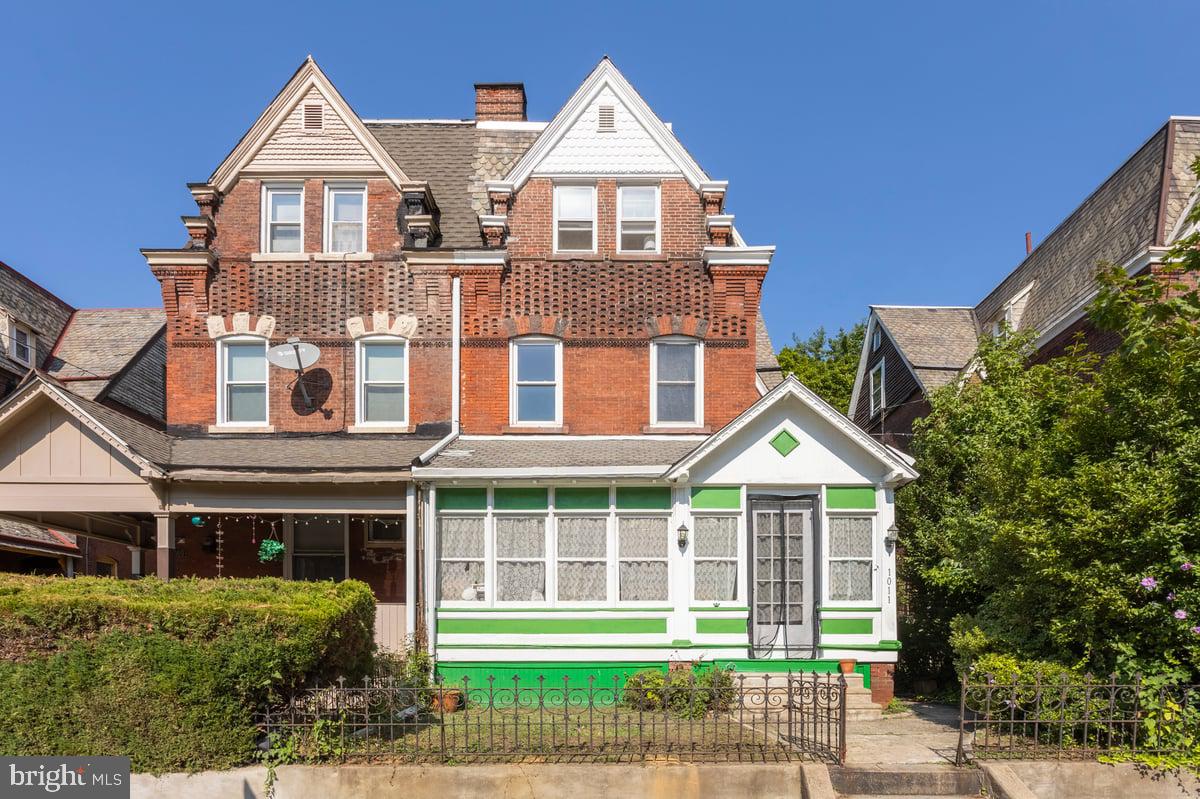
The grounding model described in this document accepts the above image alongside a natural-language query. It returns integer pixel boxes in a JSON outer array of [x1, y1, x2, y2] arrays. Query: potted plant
[[432, 687, 464, 713], [838, 658, 857, 675]]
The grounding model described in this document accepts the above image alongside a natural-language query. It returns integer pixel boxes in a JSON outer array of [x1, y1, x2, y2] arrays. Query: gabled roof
[[0, 519, 79, 558], [501, 57, 710, 191], [44, 308, 165, 400], [666, 375, 918, 485], [208, 56, 411, 193]]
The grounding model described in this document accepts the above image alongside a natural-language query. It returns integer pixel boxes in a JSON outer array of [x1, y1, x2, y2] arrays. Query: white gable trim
[[0, 378, 164, 478], [846, 313, 876, 417], [504, 58, 709, 191], [209, 57, 410, 194], [666, 375, 918, 485]]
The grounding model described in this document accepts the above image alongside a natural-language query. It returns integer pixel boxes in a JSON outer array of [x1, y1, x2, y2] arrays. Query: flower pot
[[838, 659, 857, 675], [432, 689, 463, 714]]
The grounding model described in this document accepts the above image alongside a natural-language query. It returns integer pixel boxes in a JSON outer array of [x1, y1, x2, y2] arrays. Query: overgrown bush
[[0, 575, 375, 772], [622, 667, 735, 718]]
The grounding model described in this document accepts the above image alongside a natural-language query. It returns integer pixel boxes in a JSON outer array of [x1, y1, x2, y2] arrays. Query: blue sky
[[2, 1, 1197, 347]]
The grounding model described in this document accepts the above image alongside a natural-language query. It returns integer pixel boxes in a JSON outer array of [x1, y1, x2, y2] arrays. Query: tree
[[777, 323, 865, 412]]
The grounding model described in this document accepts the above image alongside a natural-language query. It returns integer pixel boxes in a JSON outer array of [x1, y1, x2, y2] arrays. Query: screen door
[[750, 496, 816, 655]]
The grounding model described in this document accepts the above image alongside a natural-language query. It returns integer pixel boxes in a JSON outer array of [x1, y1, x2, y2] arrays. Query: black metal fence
[[259, 671, 846, 765], [956, 672, 1200, 766]]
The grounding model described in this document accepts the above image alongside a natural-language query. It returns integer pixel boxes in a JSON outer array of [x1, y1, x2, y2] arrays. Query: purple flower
[[1192, 626, 1200, 635], [1168, 592, 1177, 601], [1141, 577, 1158, 590], [1184, 562, 1194, 572], [1176, 610, 1189, 620]]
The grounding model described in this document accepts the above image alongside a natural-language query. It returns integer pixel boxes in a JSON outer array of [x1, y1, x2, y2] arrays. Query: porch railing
[[956, 671, 1200, 766], [259, 671, 846, 765]]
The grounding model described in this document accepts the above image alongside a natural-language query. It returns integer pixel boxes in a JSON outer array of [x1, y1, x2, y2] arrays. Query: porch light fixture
[[677, 522, 689, 550], [885, 523, 900, 553]]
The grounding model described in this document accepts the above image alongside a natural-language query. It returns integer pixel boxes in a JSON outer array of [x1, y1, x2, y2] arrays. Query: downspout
[[415, 275, 461, 464]]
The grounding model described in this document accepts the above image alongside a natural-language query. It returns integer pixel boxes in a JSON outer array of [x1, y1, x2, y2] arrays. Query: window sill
[[501, 424, 570, 434], [611, 253, 667, 262], [251, 252, 310, 262], [347, 424, 413, 434], [643, 425, 711, 434], [314, 252, 373, 261], [207, 424, 276, 434]]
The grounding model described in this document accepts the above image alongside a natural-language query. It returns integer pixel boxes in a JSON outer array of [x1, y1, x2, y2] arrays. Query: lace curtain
[[439, 517, 485, 601], [619, 517, 667, 600], [694, 516, 737, 601], [828, 516, 872, 601], [557, 517, 607, 601], [496, 517, 546, 601]]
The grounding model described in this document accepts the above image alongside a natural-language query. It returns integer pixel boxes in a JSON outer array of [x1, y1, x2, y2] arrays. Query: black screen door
[[750, 496, 816, 655]]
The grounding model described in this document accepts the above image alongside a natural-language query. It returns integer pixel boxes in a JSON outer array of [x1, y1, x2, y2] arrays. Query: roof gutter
[[416, 274, 461, 465]]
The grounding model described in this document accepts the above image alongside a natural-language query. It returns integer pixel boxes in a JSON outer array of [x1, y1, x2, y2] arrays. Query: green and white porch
[[414, 377, 916, 690]]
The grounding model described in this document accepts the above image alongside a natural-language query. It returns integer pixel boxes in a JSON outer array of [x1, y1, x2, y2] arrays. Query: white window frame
[[615, 510, 673, 605], [871, 326, 882, 352], [690, 511, 741, 604], [215, 335, 269, 427], [509, 336, 563, 427], [650, 336, 704, 427], [437, 510, 489, 605], [354, 336, 408, 428], [323, 182, 367, 254], [617, 183, 661, 254], [492, 509, 551, 605], [553, 183, 597, 254], [823, 511, 876, 605], [10, 322, 33, 367], [868, 361, 885, 418], [261, 182, 305, 254], [553, 510, 612, 606]]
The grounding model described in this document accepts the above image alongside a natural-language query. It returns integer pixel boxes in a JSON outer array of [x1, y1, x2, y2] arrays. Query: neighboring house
[[0, 260, 165, 576], [849, 118, 1200, 449], [0, 57, 915, 701]]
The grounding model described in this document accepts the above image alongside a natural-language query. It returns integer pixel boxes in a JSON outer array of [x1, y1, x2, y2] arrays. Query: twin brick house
[[849, 118, 1200, 449], [0, 57, 916, 700]]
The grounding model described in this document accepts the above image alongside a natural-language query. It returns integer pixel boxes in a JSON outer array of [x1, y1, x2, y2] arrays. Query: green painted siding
[[437, 661, 665, 702], [770, 429, 800, 456], [437, 487, 487, 510], [438, 616, 667, 635], [494, 487, 549, 510], [713, 659, 872, 687], [555, 487, 610, 510], [820, 617, 874, 635], [690, 487, 741, 510], [615, 486, 672, 510], [696, 617, 747, 634], [825, 487, 876, 510]]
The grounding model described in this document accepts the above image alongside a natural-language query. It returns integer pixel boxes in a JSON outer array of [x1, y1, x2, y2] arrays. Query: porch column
[[128, 545, 142, 577], [155, 513, 175, 580]]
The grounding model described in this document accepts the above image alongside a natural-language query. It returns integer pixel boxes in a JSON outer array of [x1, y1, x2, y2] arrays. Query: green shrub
[[621, 667, 735, 718], [0, 575, 375, 772]]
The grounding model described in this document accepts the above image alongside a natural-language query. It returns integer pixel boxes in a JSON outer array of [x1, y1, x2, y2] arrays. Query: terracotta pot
[[432, 689, 463, 713], [838, 659, 857, 675]]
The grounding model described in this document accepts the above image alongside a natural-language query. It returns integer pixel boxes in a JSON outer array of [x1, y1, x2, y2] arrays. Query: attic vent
[[597, 105, 615, 132], [303, 103, 324, 131]]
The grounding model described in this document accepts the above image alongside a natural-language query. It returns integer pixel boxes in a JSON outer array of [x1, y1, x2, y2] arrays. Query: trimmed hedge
[[0, 575, 374, 772]]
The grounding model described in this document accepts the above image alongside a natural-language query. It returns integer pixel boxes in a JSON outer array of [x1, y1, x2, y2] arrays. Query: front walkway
[[845, 701, 961, 766]]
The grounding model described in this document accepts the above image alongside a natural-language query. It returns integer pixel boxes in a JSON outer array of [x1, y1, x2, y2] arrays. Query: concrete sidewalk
[[845, 701, 962, 766]]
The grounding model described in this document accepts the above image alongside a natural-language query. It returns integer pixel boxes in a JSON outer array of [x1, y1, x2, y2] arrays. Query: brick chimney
[[475, 83, 527, 122]]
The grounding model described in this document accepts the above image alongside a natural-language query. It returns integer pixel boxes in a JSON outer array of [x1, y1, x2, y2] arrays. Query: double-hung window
[[356, 337, 407, 425], [511, 337, 561, 426], [263, 184, 303, 253], [869, 361, 885, 417], [694, 515, 738, 602], [439, 515, 485, 602], [325, 184, 366, 253], [495, 516, 547, 602], [618, 516, 669, 601], [556, 516, 608, 602], [651, 337, 702, 426], [828, 516, 874, 602], [218, 338, 268, 425], [618, 185, 659, 253], [554, 184, 596, 253], [10, 323, 33, 366]]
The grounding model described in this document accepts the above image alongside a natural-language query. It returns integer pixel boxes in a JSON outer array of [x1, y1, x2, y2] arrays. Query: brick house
[[0, 57, 915, 700], [849, 118, 1200, 449]]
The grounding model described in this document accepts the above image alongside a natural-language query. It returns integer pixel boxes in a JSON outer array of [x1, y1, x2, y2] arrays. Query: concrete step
[[828, 765, 983, 797], [841, 795, 982, 798]]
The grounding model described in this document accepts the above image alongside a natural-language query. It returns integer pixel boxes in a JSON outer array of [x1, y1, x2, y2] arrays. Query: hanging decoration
[[258, 515, 284, 563], [215, 516, 225, 577]]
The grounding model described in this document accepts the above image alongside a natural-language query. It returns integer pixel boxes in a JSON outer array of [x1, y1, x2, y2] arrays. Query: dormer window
[[553, 185, 596, 253], [869, 361, 885, 418], [325, 183, 366, 253], [871, 326, 882, 352], [217, 337, 268, 426], [10, 323, 33, 367], [618, 185, 659, 253], [263, 183, 303, 253]]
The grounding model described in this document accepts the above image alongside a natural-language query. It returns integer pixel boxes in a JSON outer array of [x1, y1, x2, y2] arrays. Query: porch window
[[356, 338, 407, 425], [618, 516, 669, 601], [365, 516, 404, 548], [618, 184, 659, 253], [510, 337, 561, 426], [325, 183, 366, 253], [554, 184, 596, 253], [439, 516, 485, 601], [694, 515, 738, 601], [292, 515, 346, 582], [869, 361, 884, 417], [218, 338, 268, 425], [495, 516, 546, 602], [556, 516, 608, 602], [651, 337, 703, 426], [828, 516, 873, 602], [263, 183, 303, 253]]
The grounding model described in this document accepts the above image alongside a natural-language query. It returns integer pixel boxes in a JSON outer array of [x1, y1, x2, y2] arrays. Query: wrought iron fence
[[956, 672, 1200, 766], [258, 671, 846, 765]]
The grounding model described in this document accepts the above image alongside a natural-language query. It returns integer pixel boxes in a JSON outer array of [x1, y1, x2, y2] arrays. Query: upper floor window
[[871, 326, 882, 352], [510, 337, 562, 426], [325, 184, 366, 253], [869, 361, 885, 417], [618, 185, 659, 253], [263, 183, 303, 253], [651, 337, 703, 427], [10, 322, 33, 367], [217, 337, 268, 425], [356, 337, 407, 426], [553, 184, 596, 253]]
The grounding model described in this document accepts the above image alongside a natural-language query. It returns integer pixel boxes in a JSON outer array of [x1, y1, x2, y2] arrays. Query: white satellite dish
[[268, 338, 320, 371]]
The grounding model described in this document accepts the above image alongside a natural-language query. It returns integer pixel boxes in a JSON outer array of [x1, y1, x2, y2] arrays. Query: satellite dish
[[268, 338, 320, 371]]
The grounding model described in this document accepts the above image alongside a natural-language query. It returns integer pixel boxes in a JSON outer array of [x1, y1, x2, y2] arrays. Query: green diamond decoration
[[770, 429, 800, 457]]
